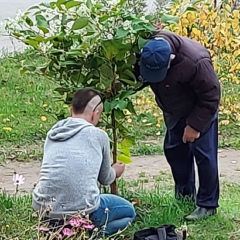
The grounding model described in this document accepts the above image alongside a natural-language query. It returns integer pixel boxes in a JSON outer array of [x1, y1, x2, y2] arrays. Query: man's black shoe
[[184, 207, 217, 221]]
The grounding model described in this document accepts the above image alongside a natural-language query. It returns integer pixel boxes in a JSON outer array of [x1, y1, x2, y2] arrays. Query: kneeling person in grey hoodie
[[32, 87, 136, 235]]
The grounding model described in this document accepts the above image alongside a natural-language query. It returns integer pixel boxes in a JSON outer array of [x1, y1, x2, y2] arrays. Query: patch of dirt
[[0, 149, 240, 193]]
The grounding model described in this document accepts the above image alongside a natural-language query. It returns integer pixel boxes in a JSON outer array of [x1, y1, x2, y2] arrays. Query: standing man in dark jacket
[[136, 30, 221, 220]]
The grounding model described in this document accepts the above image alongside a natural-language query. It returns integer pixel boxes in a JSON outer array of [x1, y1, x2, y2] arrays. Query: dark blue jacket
[[136, 30, 220, 132]]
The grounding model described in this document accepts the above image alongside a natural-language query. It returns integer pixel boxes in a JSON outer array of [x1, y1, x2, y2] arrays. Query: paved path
[[0, 148, 239, 193]]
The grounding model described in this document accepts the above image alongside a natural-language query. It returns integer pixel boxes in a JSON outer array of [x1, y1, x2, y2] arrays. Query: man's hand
[[112, 162, 125, 178], [182, 125, 200, 143]]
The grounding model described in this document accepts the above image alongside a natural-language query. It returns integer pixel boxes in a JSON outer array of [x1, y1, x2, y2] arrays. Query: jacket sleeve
[[98, 131, 116, 185], [186, 59, 221, 132]]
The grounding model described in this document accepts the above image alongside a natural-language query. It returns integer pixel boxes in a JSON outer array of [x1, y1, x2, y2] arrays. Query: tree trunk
[[110, 109, 118, 195]]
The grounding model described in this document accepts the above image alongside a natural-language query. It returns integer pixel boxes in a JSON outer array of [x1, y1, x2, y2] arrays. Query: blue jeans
[[89, 194, 136, 235]]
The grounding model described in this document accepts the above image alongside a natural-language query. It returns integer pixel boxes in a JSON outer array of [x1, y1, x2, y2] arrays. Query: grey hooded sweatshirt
[[32, 117, 116, 218]]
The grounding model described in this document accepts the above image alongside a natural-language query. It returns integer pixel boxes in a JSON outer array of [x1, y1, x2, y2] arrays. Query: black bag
[[133, 224, 186, 240]]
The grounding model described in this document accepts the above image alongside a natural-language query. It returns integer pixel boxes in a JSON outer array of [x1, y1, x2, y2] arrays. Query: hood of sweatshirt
[[48, 117, 93, 141]]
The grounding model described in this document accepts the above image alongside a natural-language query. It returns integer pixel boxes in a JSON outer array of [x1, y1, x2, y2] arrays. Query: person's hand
[[112, 162, 125, 178], [182, 125, 200, 143]]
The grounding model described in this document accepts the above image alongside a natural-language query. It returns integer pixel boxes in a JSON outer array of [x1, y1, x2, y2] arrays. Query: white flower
[[107, 33, 113, 39], [76, 4, 90, 16], [12, 173, 25, 186], [15, 10, 25, 23], [122, 20, 132, 30], [39, 42, 53, 53]]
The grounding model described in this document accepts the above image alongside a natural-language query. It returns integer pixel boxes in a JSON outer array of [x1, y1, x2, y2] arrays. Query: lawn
[[0, 52, 240, 239], [1, 176, 240, 239]]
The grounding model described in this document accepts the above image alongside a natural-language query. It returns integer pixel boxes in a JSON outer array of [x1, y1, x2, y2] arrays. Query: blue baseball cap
[[140, 38, 171, 83]]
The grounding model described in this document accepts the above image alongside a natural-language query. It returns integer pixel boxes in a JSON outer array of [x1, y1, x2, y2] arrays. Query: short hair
[[72, 88, 101, 114]]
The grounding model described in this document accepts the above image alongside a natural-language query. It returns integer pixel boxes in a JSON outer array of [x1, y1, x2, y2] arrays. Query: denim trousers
[[89, 194, 136, 235]]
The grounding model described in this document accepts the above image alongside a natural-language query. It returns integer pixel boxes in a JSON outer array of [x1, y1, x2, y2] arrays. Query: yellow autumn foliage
[[168, 0, 239, 79]]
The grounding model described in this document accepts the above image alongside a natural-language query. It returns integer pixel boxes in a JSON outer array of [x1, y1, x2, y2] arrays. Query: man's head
[[71, 88, 103, 126], [140, 38, 173, 83]]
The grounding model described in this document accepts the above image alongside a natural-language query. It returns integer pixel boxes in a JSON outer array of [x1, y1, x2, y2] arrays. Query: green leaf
[[60, 60, 79, 66], [126, 101, 136, 114], [65, 1, 83, 10], [20, 65, 36, 74], [116, 0, 127, 8], [12, 32, 23, 37], [39, 2, 51, 8], [56, 0, 68, 9], [36, 66, 47, 74], [145, 15, 155, 21], [117, 154, 132, 164], [54, 87, 70, 94], [36, 15, 49, 33], [138, 37, 149, 49], [102, 40, 119, 60], [124, 69, 136, 81], [110, 101, 118, 110], [132, 25, 146, 32], [86, 0, 93, 9], [116, 28, 129, 39], [119, 78, 136, 86], [121, 138, 134, 148], [100, 64, 114, 79], [104, 101, 111, 113], [117, 100, 128, 110], [118, 90, 135, 100], [94, 3, 105, 9], [99, 15, 112, 22], [127, 53, 136, 65], [84, 31, 95, 36], [49, 49, 65, 54], [144, 24, 156, 31], [114, 109, 125, 119], [25, 16, 33, 26], [23, 39, 39, 49], [28, 5, 40, 11], [32, 36, 45, 42], [185, 6, 198, 12], [192, 0, 203, 4], [161, 13, 179, 24], [47, 35, 64, 42], [119, 147, 130, 156], [72, 17, 89, 30]]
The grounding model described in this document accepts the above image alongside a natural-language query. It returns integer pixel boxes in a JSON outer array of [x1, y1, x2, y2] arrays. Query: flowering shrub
[[5, 0, 158, 179], [5, 0, 179, 193]]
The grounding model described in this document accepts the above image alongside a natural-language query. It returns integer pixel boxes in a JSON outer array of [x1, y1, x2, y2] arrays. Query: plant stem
[[110, 109, 118, 195]]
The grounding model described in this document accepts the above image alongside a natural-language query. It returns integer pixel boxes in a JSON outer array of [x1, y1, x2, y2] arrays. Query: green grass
[[1, 52, 240, 162], [1, 177, 240, 239], [0, 53, 60, 144]]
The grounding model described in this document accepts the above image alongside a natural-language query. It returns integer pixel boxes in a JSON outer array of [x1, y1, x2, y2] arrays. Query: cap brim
[[140, 61, 168, 83]]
